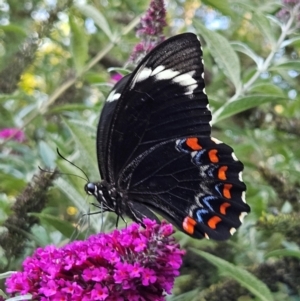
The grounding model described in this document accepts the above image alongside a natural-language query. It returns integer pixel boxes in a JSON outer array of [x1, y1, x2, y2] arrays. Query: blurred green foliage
[[0, 0, 300, 300]]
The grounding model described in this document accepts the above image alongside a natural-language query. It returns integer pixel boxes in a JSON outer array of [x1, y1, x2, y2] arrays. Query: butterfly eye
[[85, 183, 96, 195]]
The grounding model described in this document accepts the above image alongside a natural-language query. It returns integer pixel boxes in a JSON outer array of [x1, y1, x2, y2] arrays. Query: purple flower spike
[[129, 0, 167, 64], [276, 0, 300, 23], [0, 128, 25, 142], [5, 219, 185, 301]]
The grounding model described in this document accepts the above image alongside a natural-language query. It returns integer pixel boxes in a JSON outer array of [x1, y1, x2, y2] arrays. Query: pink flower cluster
[[0, 128, 25, 142], [6, 219, 185, 301]]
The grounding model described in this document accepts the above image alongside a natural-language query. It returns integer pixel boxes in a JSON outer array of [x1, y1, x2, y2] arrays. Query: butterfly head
[[85, 182, 97, 196], [85, 181, 118, 213]]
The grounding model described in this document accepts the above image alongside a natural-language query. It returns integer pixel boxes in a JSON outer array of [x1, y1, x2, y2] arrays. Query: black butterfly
[[85, 33, 250, 240]]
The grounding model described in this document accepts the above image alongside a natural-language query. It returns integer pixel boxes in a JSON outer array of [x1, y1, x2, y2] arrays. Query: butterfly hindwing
[[121, 137, 248, 240]]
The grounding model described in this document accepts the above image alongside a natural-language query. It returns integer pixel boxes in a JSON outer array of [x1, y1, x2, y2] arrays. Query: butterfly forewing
[[93, 33, 250, 240], [96, 75, 131, 180], [104, 33, 211, 183]]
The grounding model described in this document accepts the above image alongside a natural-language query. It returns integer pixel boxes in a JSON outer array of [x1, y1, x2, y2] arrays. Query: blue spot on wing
[[214, 183, 223, 197], [202, 196, 218, 211], [196, 208, 209, 223], [175, 139, 190, 153], [192, 149, 206, 165]]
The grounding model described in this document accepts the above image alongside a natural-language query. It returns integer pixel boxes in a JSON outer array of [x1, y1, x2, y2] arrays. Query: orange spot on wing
[[218, 166, 228, 180], [220, 202, 231, 214], [186, 138, 202, 150], [223, 184, 232, 199], [207, 216, 222, 229], [208, 149, 219, 163], [183, 216, 197, 234]]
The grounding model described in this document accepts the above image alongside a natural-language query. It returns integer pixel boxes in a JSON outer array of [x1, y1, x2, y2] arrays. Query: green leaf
[[232, 3, 277, 46], [63, 119, 98, 180], [191, 249, 274, 301], [281, 36, 300, 48], [249, 83, 285, 96], [38, 140, 56, 169], [0, 24, 27, 37], [107, 67, 131, 76], [55, 177, 100, 231], [202, 0, 232, 16], [76, 4, 112, 40], [265, 249, 300, 259], [231, 42, 263, 67], [69, 15, 89, 73], [169, 288, 199, 301], [212, 94, 285, 124], [30, 212, 84, 240], [0, 271, 16, 279], [193, 20, 241, 90], [0, 172, 26, 194], [271, 60, 300, 71], [5, 294, 32, 301], [0, 25, 27, 70], [83, 71, 107, 84], [48, 104, 90, 113], [252, 12, 277, 46], [55, 177, 88, 212]]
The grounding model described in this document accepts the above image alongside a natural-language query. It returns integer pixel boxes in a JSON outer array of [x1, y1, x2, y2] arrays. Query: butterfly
[[85, 33, 250, 240]]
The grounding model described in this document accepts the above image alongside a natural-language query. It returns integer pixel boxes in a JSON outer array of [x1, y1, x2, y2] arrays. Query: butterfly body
[[86, 33, 250, 240]]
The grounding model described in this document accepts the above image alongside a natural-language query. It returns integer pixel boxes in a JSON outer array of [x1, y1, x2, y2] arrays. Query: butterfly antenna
[[56, 148, 90, 182], [38, 166, 88, 182]]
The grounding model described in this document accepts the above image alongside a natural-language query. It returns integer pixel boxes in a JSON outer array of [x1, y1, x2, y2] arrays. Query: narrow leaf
[[281, 36, 300, 48], [231, 42, 263, 67], [5, 295, 32, 301], [30, 212, 84, 239], [64, 119, 99, 180], [249, 83, 285, 96], [76, 4, 112, 40], [252, 12, 277, 46], [55, 177, 88, 212], [191, 249, 274, 301], [212, 94, 285, 124], [202, 0, 232, 16], [107, 67, 131, 75], [55, 178, 100, 231], [69, 15, 89, 73], [265, 249, 300, 259], [0, 271, 16, 279], [49, 104, 89, 113], [231, 3, 277, 46], [271, 60, 300, 70], [193, 20, 241, 90], [38, 140, 56, 169], [267, 15, 284, 28]]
